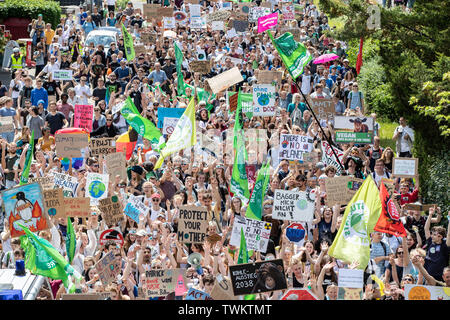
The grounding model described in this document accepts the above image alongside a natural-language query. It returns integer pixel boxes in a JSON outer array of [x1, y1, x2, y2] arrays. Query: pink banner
[[257, 12, 278, 33], [74, 104, 93, 132]]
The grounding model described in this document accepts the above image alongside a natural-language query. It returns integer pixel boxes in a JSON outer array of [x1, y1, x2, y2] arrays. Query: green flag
[[328, 175, 382, 269], [121, 23, 135, 61], [19, 130, 34, 185], [66, 217, 76, 265], [19, 223, 80, 289], [268, 30, 312, 80], [175, 42, 185, 96], [245, 158, 271, 221], [237, 228, 248, 264], [120, 97, 163, 147]]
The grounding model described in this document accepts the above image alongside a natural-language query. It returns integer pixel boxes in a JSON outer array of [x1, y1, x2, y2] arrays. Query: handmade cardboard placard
[[98, 195, 124, 226], [185, 288, 212, 300], [158, 7, 174, 18], [90, 137, 116, 157], [140, 32, 157, 43], [257, 70, 283, 86], [325, 176, 364, 207], [207, 67, 244, 94], [211, 20, 225, 31], [177, 205, 208, 244], [189, 60, 211, 74], [2, 182, 49, 238], [53, 172, 78, 197], [273, 189, 316, 222], [73, 105, 93, 132], [64, 197, 91, 217], [228, 91, 238, 113], [55, 133, 89, 158], [210, 274, 234, 300], [105, 152, 127, 182], [404, 203, 436, 212], [392, 157, 418, 178], [229, 215, 272, 253], [307, 98, 335, 121], [143, 4, 160, 20], [52, 69, 73, 81], [95, 251, 121, 286], [85, 173, 109, 205], [338, 269, 364, 289], [43, 188, 65, 219], [28, 174, 55, 190], [207, 10, 231, 22], [337, 287, 363, 300], [143, 269, 183, 298], [278, 134, 314, 161], [124, 194, 148, 223], [229, 259, 287, 296], [334, 116, 374, 144], [253, 84, 276, 116], [134, 45, 146, 56], [0, 117, 14, 134], [404, 284, 450, 300]]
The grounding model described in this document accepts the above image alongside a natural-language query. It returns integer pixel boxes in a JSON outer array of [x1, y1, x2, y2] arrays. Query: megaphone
[[187, 253, 203, 275]]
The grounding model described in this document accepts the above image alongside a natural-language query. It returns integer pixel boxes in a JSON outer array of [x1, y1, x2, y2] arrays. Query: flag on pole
[[237, 229, 248, 264], [374, 182, 407, 237], [328, 175, 382, 269], [105, 86, 110, 108], [19, 223, 81, 290], [121, 23, 135, 61], [154, 97, 197, 169], [175, 42, 185, 96], [356, 37, 364, 75], [19, 130, 34, 185], [116, 128, 138, 160], [268, 30, 313, 80], [66, 217, 76, 265], [246, 158, 271, 220]]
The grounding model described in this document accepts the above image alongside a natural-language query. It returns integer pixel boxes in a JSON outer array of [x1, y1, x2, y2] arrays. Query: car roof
[[86, 30, 118, 37]]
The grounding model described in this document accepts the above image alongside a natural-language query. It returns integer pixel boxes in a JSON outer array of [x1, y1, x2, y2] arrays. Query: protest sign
[[337, 287, 363, 300], [163, 117, 179, 135], [0, 117, 14, 134], [338, 269, 364, 288], [95, 251, 121, 286], [55, 133, 89, 158], [211, 20, 224, 31], [134, 45, 146, 56], [227, 91, 238, 113], [273, 189, 315, 222], [285, 222, 307, 246], [257, 70, 283, 86], [64, 197, 90, 217], [229, 259, 287, 296], [189, 60, 211, 74], [207, 67, 244, 94], [157, 107, 185, 128], [173, 11, 188, 24], [281, 289, 318, 300], [282, 4, 295, 20], [98, 195, 124, 226], [237, 2, 254, 15], [233, 20, 249, 32], [143, 4, 160, 20], [307, 98, 335, 121], [207, 10, 231, 22], [43, 188, 65, 219], [253, 84, 276, 116], [334, 116, 374, 144], [190, 16, 206, 29], [105, 151, 127, 182], [124, 195, 148, 223], [278, 134, 314, 161], [53, 172, 78, 197], [29, 175, 55, 190], [325, 176, 364, 206], [189, 3, 201, 17], [404, 203, 437, 212], [163, 17, 176, 29], [257, 12, 278, 33], [52, 69, 72, 81], [143, 269, 180, 298], [404, 284, 450, 300], [210, 274, 234, 300], [185, 288, 212, 300], [392, 157, 418, 178], [99, 229, 124, 247], [85, 173, 109, 205], [140, 32, 157, 44], [158, 7, 174, 17], [281, 27, 301, 42], [177, 205, 208, 244], [2, 182, 49, 238], [90, 137, 116, 157], [321, 140, 345, 176], [229, 215, 272, 253], [73, 105, 93, 132], [249, 7, 271, 23]]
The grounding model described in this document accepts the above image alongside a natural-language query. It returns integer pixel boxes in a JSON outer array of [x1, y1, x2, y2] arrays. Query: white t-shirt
[[301, 74, 312, 95], [9, 79, 24, 99], [74, 84, 91, 105], [43, 62, 61, 75], [107, 0, 116, 5]]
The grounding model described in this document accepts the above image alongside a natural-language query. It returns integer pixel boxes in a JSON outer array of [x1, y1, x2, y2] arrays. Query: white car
[[84, 29, 119, 53]]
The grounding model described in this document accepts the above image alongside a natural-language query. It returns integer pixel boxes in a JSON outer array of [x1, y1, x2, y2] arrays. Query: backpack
[[349, 91, 362, 102]]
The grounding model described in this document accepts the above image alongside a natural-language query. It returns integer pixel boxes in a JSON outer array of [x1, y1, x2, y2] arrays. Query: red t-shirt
[[399, 188, 419, 206]]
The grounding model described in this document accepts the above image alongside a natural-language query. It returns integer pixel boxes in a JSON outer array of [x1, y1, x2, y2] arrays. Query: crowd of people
[[0, 0, 448, 301]]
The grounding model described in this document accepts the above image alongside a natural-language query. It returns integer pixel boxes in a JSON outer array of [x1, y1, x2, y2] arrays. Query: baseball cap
[[316, 162, 325, 170], [151, 193, 161, 199]]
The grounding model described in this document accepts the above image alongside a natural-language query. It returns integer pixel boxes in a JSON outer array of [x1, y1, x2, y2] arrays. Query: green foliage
[[378, 120, 397, 153], [0, 0, 61, 28], [116, 0, 129, 11]]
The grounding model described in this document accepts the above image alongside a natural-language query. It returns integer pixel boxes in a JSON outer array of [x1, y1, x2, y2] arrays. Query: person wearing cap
[[147, 193, 167, 223], [7, 48, 25, 79]]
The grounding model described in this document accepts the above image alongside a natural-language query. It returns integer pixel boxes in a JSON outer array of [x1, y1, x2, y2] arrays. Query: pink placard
[[74, 104, 93, 132], [257, 12, 278, 33]]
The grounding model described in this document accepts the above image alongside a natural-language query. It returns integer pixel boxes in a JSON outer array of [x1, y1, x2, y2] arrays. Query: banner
[[52, 70, 72, 81], [64, 197, 90, 217], [157, 107, 185, 128], [374, 182, 407, 237], [105, 152, 127, 182], [124, 195, 148, 223], [321, 140, 345, 176], [85, 173, 109, 205], [273, 189, 315, 222], [325, 176, 364, 207], [121, 23, 135, 61], [177, 205, 208, 244], [98, 195, 124, 226], [229, 215, 272, 253], [252, 84, 276, 116], [257, 12, 278, 33], [43, 188, 65, 219], [278, 134, 314, 161], [282, 4, 295, 20], [55, 133, 89, 158], [73, 105, 93, 132], [334, 116, 374, 144]]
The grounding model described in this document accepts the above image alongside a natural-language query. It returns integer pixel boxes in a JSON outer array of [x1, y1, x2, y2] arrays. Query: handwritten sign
[[273, 189, 315, 222], [233, 20, 249, 32], [124, 195, 148, 223], [73, 105, 93, 132], [85, 173, 109, 205], [321, 140, 345, 176], [338, 269, 364, 289], [189, 60, 211, 74], [140, 32, 157, 43], [53, 172, 78, 197], [0, 117, 14, 133], [249, 7, 271, 23], [185, 288, 212, 300], [143, 269, 177, 298], [308, 98, 335, 121], [55, 133, 89, 158], [43, 188, 65, 219], [253, 84, 276, 116], [64, 197, 90, 217], [98, 195, 123, 226], [282, 4, 295, 20], [105, 152, 127, 181], [52, 69, 72, 81], [143, 4, 160, 20], [207, 10, 231, 22], [257, 70, 283, 86], [325, 176, 364, 207], [278, 134, 314, 161], [392, 157, 418, 178], [90, 137, 116, 157], [207, 67, 244, 94], [95, 251, 121, 286], [29, 175, 55, 190], [177, 205, 208, 244], [229, 215, 272, 253]]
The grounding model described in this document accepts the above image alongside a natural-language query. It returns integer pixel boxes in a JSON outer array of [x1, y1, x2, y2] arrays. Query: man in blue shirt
[[147, 62, 168, 88], [30, 78, 48, 110], [333, 95, 346, 115], [78, 7, 88, 26], [114, 59, 131, 93]]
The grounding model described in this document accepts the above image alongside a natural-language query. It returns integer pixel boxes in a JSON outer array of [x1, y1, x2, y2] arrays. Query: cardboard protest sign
[[53, 172, 78, 197], [140, 32, 157, 43], [207, 67, 244, 94], [28, 175, 55, 190], [321, 140, 345, 176], [404, 284, 450, 300], [190, 16, 206, 29], [99, 228, 124, 247], [334, 116, 374, 144], [64, 197, 90, 217], [185, 288, 212, 300], [0, 117, 14, 134], [273, 189, 315, 222], [229, 259, 287, 296], [52, 69, 72, 81], [282, 4, 295, 20], [98, 195, 124, 226], [278, 134, 314, 161], [257, 70, 283, 86], [307, 98, 335, 121], [325, 176, 364, 206], [158, 7, 174, 18], [252, 84, 276, 116], [281, 288, 318, 300], [211, 20, 225, 31], [404, 203, 437, 212], [392, 157, 418, 178], [134, 45, 146, 56], [227, 91, 238, 113], [73, 105, 93, 132], [230, 215, 272, 253], [249, 7, 271, 23], [163, 17, 176, 29], [338, 269, 364, 288], [143, 4, 160, 20], [189, 60, 211, 74], [124, 195, 148, 223], [281, 27, 301, 42], [55, 133, 89, 158], [85, 173, 109, 205], [95, 251, 121, 286], [337, 287, 363, 300], [143, 269, 180, 298], [177, 205, 208, 244], [163, 117, 179, 135], [2, 182, 49, 238], [210, 274, 234, 300], [157, 107, 185, 128], [43, 188, 65, 219], [207, 10, 231, 22], [90, 137, 116, 157], [233, 20, 249, 32], [105, 152, 127, 182]]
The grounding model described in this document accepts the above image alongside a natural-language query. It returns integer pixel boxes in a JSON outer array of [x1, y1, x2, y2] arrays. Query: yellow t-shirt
[[38, 136, 55, 152], [45, 29, 55, 45]]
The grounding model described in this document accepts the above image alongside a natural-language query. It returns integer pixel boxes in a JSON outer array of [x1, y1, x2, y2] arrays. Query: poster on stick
[[273, 189, 315, 222], [392, 157, 418, 178], [229, 215, 272, 253], [177, 205, 208, 244]]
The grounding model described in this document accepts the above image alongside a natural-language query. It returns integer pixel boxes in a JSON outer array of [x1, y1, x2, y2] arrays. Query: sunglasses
[[152, 199, 160, 202], [403, 278, 413, 281]]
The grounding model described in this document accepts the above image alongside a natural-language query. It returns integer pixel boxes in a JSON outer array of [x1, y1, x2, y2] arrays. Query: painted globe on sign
[[257, 94, 270, 106], [89, 181, 106, 198], [296, 199, 308, 210], [48, 208, 57, 216], [350, 213, 366, 236], [282, 140, 289, 148]]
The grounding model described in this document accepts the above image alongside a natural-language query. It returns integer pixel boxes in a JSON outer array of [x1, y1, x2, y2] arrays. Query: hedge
[[0, 0, 61, 29]]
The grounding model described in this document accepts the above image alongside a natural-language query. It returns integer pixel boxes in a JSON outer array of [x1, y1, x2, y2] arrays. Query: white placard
[[211, 20, 224, 31], [278, 134, 314, 161], [253, 84, 276, 116], [273, 189, 315, 222], [53, 172, 78, 197], [163, 117, 180, 135], [392, 158, 418, 178], [226, 28, 238, 38], [52, 69, 73, 81], [163, 17, 176, 29], [85, 173, 109, 205], [190, 4, 201, 17], [229, 215, 272, 253], [124, 194, 149, 223], [190, 16, 206, 29], [338, 269, 364, 289]]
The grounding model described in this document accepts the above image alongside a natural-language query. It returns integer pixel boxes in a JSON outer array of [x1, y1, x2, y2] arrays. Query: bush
[[0, 0, 61, 29]]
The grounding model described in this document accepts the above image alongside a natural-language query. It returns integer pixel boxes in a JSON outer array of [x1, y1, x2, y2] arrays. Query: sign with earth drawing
[[85, 173, 109, 205], [253, 84, 276, 116]]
